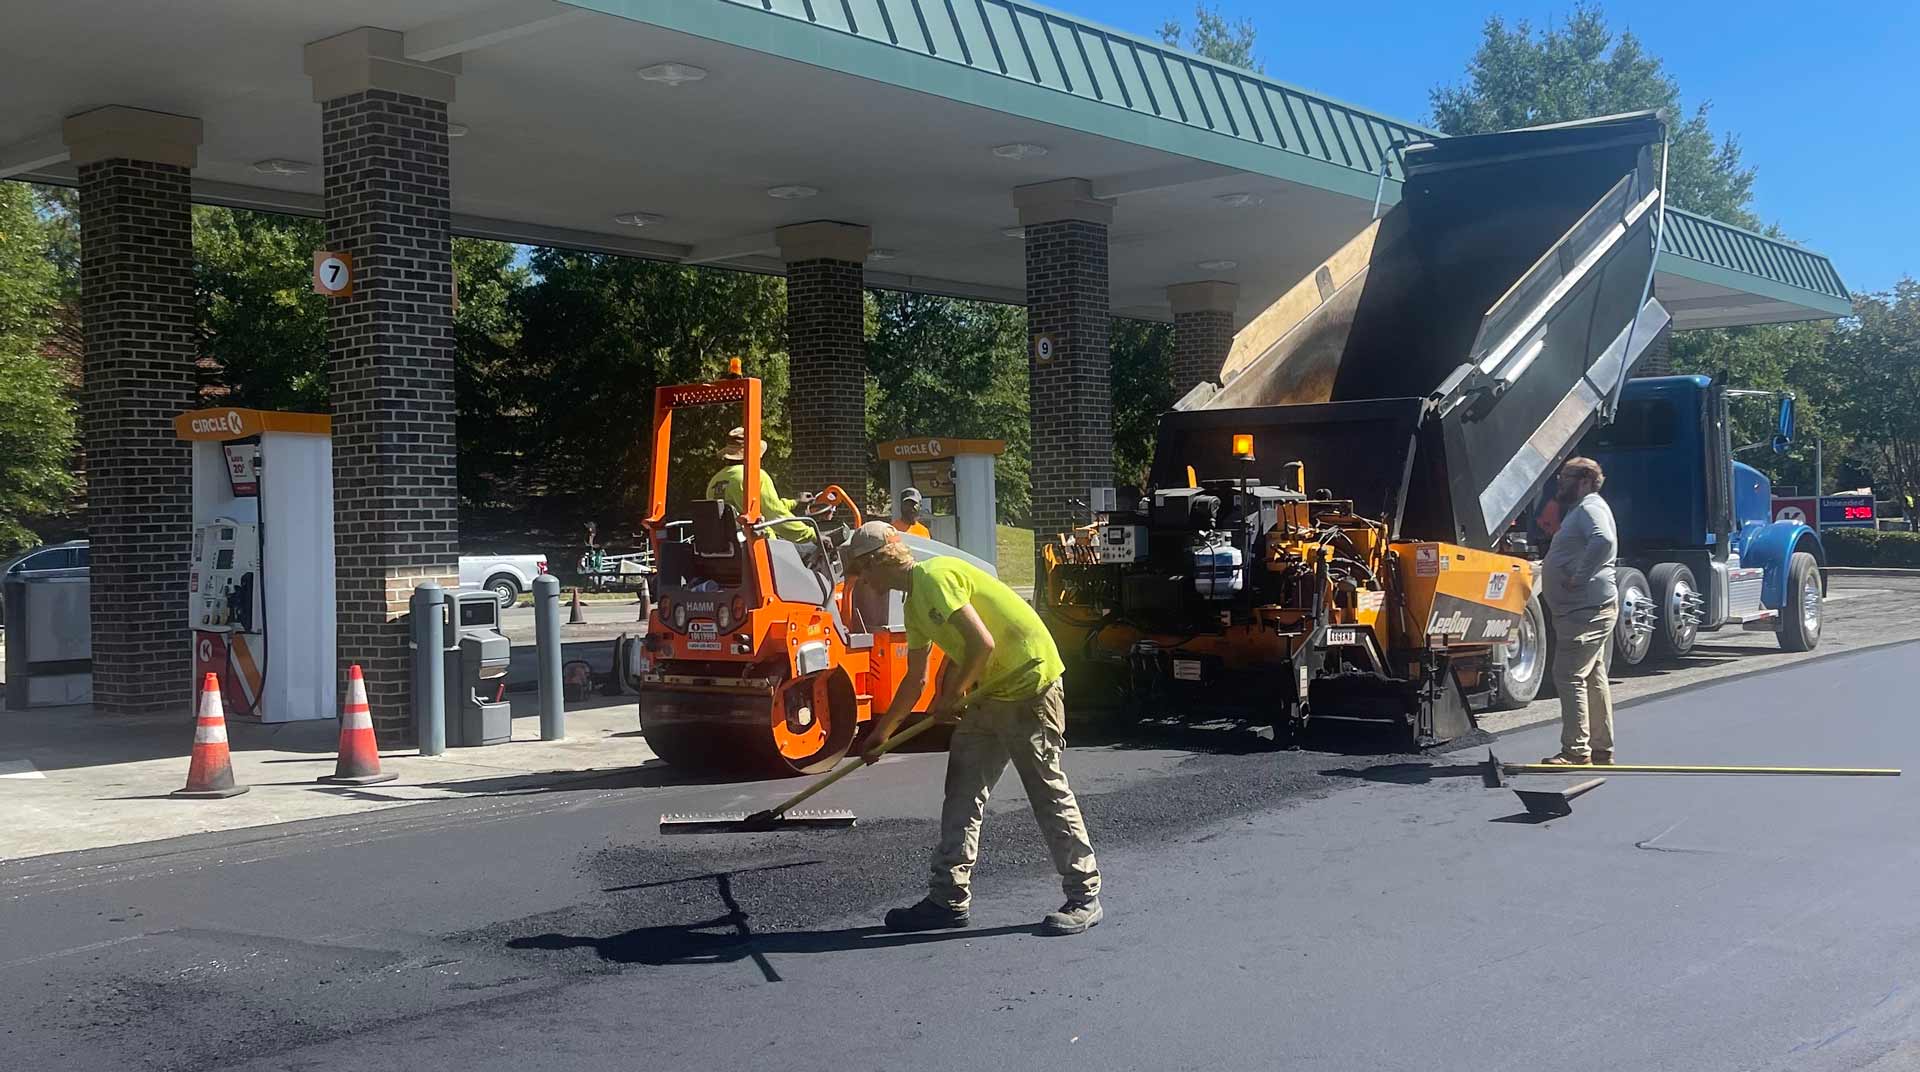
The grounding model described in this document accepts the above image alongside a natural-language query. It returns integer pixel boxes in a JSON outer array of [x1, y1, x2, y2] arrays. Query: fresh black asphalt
[[3, 642, 1914, 1071]]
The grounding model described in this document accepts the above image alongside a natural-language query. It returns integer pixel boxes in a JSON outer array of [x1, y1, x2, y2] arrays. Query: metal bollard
[[410, 582, 447, 756], [533, 573, 564, 740]]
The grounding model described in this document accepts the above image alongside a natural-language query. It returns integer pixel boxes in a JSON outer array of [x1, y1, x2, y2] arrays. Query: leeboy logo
[[189, 410, 246, 436]]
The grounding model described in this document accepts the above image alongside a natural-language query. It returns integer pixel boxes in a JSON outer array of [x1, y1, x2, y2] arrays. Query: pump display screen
[[214, 549, 233, 570], [460, 600, 497, 628]]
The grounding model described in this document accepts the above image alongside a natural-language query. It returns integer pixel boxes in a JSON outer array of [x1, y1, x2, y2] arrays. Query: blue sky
[[1068, 0, 1916, 296]]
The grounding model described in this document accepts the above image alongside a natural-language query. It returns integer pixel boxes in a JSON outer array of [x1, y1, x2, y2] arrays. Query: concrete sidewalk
[[0, 692, 660, 862]]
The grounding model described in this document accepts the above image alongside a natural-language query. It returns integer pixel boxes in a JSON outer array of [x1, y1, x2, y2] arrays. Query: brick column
[[1632, 323, 1674, 377], [1016, 179, 1113, 546], [777, 222, 870, 498], [1168, 280, 1239, 394], [307, 29, 460, 744], [64, 107, 203, 714]]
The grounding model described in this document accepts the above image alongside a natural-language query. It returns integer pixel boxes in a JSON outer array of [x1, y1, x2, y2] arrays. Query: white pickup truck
[[458, 553, 548, 608]]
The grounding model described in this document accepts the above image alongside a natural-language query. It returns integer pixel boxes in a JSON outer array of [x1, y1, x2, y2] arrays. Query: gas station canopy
[[0, 0, 1849, 329]]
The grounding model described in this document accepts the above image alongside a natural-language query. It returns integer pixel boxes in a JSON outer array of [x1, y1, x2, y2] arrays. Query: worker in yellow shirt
[[844, 521, 1103, 936], [705, 428, 815, 541], [892, 487, 931, 538]]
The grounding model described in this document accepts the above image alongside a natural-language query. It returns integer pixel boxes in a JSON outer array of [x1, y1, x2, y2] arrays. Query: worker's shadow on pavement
[[507, 868, 1030, 982]]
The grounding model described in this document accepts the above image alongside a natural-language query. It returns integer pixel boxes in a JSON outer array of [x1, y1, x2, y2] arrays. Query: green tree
[[193, 206, 329, 410], [509, 252, 788, 528], [1811, 281, 1920, 502], [1668, 320, 1840, 492], [866, 290, 1032, 522], [1110, 319, 1176, 488], [0, 183, 76, 552], [1159, 3, 1263, 72], [1430, 4, 1758, 227], [452, 238, 530, 509]]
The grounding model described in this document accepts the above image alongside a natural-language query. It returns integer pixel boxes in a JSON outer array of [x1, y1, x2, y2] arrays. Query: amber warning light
[[1231, 433, 1255, 461]]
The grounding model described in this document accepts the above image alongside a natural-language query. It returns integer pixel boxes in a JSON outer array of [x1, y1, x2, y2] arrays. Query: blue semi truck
[[1497, 373, 1825, 704]]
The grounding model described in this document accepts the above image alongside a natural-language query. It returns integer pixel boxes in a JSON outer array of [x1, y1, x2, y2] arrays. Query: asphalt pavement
[[3, 634, 1915, 1071]]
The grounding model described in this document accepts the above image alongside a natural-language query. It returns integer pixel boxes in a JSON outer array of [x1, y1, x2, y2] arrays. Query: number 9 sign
[[313, 250, 354, 297]]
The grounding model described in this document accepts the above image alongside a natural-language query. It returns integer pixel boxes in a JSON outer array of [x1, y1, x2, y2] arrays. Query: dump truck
[[1578, 378, 1822, 664], [631, 365, 986, 775], [1041, 112, 1674, 747]]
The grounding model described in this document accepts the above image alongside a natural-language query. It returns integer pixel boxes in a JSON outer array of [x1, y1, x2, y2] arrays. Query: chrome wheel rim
[[1505, 608, 1542, 687], [1801, 571, 1822, 637], [1667, 578, 1700, 648], [1619, 584, 1653, 662]]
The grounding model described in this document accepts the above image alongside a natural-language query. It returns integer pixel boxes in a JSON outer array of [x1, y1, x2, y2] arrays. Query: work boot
[[1539, 753, 1587, 766], [883, 898, 969, 933], [1040, 898, 1104, 936]]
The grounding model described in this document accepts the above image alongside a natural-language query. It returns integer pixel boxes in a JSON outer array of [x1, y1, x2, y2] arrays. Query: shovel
[[660, 715, 944, 834]]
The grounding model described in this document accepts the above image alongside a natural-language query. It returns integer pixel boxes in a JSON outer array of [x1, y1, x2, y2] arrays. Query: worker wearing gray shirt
[[1540, 456, 1618, 766]]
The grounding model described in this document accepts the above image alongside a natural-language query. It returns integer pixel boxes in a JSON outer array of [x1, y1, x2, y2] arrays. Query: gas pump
[[175, 409, 335, 722], [876, 436, 1005, 567]]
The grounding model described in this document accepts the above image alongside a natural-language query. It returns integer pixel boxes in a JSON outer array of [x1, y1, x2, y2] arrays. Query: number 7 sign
[[312, 250, 353, 297]]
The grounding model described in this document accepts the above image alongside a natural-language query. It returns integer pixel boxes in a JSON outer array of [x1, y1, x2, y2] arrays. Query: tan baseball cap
[[843, 520, 900, 563]]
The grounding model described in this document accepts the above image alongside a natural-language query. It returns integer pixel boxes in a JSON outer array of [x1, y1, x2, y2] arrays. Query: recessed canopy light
[[1196, 259, 1239, 271], [637, 62, 708, 86], [447, 122, 470, 138], [1001, 226, 1027, 239], [1215, 192, 1262, 207], [992, 142, 1049, 160], [868, 248, 900, 261], [766, 184, 819, 200], [613, 212, 666, 227], [250, 158, 312, 176]]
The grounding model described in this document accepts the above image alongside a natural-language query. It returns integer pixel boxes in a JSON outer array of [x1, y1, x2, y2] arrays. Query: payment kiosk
[[175, 408, 335, 722], [876, 437, 1005, 568]]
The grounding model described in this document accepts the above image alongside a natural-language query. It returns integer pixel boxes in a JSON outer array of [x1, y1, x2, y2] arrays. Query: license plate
[[686, 640, 722, 652], [1172, 659, 1203, 682], [1325, 627, 1358, 646]]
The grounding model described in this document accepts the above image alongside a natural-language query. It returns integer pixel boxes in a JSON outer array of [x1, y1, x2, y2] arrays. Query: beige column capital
[[1168, 280, 1240, 316], [305, 27, 461, 103], [775, 220, 872, 264], [1013, 178, 1114, 227], [62, 107, 203, 168]]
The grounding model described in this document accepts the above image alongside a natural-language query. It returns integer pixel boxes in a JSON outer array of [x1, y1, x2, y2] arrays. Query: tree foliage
[[1430, 4, 1759, 227], [866, 291, 1031, 522], [1111, 319, 1176, 488], [194, 206, 329, 410], [1813, 282, 1920, 500], [0, 183, 76, 552], [1159, 3, 1263, 72]]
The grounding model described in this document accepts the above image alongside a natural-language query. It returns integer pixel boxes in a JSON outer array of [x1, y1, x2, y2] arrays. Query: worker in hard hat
[[892, 487, 931, 538], [706, 428, 814, 541], [843, 520, 1103, 936]]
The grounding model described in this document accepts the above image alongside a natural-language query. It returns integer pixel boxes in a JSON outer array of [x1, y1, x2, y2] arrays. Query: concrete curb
[[1823, 566, 1920, 578]]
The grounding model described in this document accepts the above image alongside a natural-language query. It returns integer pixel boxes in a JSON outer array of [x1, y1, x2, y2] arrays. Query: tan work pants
[[929, 678, 1101, 910], [1553, 601, 1617, 762]]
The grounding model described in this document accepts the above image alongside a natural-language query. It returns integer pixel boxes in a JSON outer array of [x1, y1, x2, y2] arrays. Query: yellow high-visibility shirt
[[704, 465, 815, 541]]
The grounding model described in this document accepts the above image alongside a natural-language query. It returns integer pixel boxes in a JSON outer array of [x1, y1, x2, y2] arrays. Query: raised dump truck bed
[[1183, 111, 1671, 549], [1045, 113, 1674, 746]]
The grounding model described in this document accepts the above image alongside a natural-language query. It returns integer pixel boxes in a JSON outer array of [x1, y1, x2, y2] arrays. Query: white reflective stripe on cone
[[194, 720, 229, 745]]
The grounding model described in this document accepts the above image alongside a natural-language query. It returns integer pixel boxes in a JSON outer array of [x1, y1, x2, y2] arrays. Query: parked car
[[458, 553, 548, 609], [2, 540, 90, 619], [4, 540, 90, 580]]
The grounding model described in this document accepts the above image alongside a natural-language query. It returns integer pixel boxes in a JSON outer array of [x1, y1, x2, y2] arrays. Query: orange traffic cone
[[319, 665, 397, 786], [568, 587, 586, 625], [174, 673, 249, 799]]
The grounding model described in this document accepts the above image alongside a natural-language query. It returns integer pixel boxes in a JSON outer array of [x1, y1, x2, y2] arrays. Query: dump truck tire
[[1613, 567, 1654, 669], [1777, 551, 1822, 652], [1648, 562, 1701, 659], [1491, 596, 1547, 710]]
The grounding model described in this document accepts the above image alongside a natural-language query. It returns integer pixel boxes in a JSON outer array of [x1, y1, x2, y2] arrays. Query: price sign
[[1819, 494, 1877, 529], [313, 251, 353, 297], [1772, 496, 1817, 528]]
